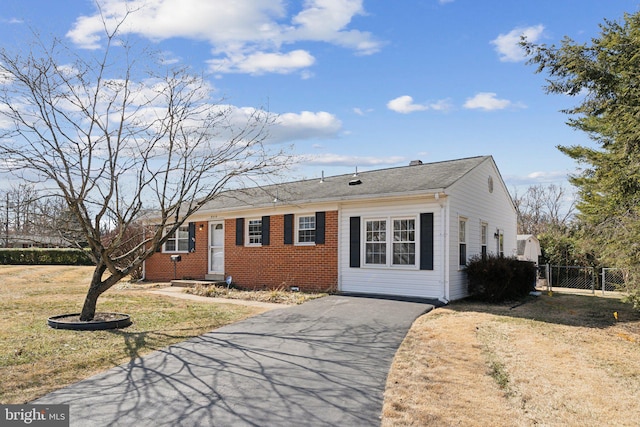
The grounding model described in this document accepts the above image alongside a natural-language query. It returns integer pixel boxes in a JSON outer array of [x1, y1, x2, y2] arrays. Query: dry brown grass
[[0, 265, 266, 404], [382, 292, 640, 426], [185, 283, 327, 304]]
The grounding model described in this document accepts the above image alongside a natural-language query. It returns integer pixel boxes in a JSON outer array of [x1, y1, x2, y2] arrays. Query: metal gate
[[548, 265, 597, 294], [601, 268, 628, 294]]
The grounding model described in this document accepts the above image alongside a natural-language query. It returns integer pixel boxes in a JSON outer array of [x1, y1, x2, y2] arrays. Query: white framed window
[[247, 218, 262, 245], [296, 215, 316, 244], [393, 218, 416, 265], [481, 222, 488, 260], [459, 217, 467, 266], [364, 217, 417, 267], [365, 219, 387, 265], [164, 225, 189, 252]]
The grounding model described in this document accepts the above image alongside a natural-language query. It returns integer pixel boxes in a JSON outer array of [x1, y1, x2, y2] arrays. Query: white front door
[[209, 221, 224, 275]]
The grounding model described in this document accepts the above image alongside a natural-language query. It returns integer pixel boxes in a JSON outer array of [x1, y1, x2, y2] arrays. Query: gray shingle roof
[[202, 155, 491, 212]]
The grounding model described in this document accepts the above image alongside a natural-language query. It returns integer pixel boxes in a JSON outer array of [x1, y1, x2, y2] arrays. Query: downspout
[[439, 196, 449, 304], [337, 206, 342, 293]]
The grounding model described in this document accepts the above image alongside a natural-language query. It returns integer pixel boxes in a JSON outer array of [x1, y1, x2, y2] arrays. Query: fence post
[[602, 268, 605, 296], [547, 263, 551, 291], [591, 267, 595, 294]]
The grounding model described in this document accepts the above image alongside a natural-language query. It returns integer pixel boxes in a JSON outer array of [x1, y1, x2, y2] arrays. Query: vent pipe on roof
[[320, 170, 324, 183], [353, 166, 359, 177]]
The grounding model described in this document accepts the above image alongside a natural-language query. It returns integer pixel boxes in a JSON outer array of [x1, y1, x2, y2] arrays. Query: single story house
[[144, 155, 517, 302], [517, 234, 542, 265]]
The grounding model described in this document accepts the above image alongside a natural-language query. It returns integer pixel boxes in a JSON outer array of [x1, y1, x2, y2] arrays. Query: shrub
[[465, 255, 536, 302], [0, 248, 94, 265]]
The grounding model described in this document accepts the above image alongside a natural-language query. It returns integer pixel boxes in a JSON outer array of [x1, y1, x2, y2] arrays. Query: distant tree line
[[0, 184, 86, 248]]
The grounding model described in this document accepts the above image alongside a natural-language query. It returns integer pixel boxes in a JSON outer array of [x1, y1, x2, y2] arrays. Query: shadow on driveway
[[35, 295, 433, 426]]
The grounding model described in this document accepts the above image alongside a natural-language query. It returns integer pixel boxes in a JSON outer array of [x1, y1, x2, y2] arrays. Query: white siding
[[446, 158, 517, 300], [339, 199, 445, 299]]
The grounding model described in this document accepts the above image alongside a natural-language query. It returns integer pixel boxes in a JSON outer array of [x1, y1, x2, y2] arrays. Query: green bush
[[465, 255, 536, 302], [0, 248, 94, 265]]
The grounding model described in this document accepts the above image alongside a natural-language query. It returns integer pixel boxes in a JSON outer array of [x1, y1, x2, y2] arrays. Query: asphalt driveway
[[35, 295, 434, 426]]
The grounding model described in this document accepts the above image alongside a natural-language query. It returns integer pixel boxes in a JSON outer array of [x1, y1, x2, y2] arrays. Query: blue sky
[[2, 0, 639, 192]]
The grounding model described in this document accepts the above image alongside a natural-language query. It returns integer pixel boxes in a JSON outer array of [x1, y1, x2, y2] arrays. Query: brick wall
[[226, 211, 338, 292], [144, 221, 209, 282], [144, 212, 339, 292]]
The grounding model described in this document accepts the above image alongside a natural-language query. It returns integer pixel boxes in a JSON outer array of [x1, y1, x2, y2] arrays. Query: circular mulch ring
[[47, 312, 132, 331]]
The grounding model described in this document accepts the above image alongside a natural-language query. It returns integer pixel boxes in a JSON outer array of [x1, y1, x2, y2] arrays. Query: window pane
[[392, 219, 416, 265], [248, 219, 262, 244], [459, 219, 466, 242], [393, 242, 415, 265], [165, 240, 176, 251], [460, 243, 467, 266], [366, 242, 386, 264], [298, 216, 316, 243], [365, 220, 387, 264]]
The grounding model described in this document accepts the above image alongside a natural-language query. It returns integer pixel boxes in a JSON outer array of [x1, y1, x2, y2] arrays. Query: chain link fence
[[601, 268, 628, 294], [537, 265, 631, 295]]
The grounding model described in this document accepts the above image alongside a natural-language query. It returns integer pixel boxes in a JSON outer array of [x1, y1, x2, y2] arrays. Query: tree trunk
[[79, 263, 124, 321]]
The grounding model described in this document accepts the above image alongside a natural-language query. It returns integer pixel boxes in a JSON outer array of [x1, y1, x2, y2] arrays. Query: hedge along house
[[143, 155, 517, 302]]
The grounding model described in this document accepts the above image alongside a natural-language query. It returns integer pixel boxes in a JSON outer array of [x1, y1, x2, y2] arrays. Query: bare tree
[[512, 184, 575, 235], [0, 18, 291, 320]]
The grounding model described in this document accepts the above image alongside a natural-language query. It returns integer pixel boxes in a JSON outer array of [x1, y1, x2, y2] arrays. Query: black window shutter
[[284, 214, 294, 244], [420, 213, 434, 270], [315, 211, 325, 244], [349, 216, 361, 268], [261, 215, 270, 246], [236, 218, 244, 246], [188, 222, 196, 252]]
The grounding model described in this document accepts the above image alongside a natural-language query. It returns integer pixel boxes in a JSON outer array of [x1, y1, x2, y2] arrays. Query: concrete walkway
[[35, 295, 434, 426]]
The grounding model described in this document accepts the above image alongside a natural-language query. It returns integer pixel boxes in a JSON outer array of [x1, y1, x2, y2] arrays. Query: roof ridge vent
[[409, 160, 423, 166]]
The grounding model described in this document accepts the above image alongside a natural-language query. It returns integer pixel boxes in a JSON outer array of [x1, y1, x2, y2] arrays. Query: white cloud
[[463, 92, 516, 111], [353, 107, 373, 116], [208, 50, 315, 75], [491, 24, 544, 62], [66, 0, 381, 75], [387, 96, 428, 113], [387, 95, 452, 114], [505, 170, 574, 187], [304, 153, 405, 166], [268, 111, 342, 143]]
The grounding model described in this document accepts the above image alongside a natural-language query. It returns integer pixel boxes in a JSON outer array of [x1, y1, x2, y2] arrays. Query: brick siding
[[144, 222, 209, 282], [144, 212, 339, 292], [226, 211, 338, 292]]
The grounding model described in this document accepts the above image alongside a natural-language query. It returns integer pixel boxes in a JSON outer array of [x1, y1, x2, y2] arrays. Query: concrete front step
[[171, 279, 226, 287]]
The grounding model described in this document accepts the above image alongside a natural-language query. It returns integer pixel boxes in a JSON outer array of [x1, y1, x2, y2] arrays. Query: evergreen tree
[[524, 12, 640, 307]]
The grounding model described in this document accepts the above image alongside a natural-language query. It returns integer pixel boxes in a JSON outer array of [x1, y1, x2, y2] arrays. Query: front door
[[209, 221, 224, 275]]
